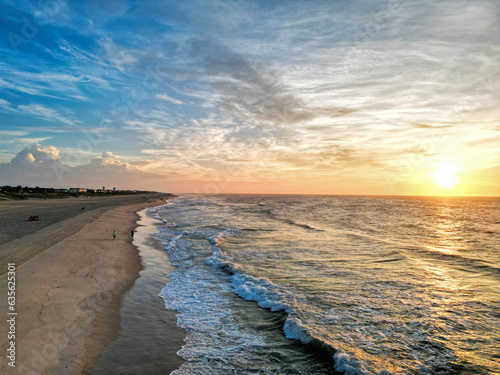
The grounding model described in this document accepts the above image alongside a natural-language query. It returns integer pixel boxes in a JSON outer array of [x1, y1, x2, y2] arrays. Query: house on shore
[[69, 188, 87, 193]]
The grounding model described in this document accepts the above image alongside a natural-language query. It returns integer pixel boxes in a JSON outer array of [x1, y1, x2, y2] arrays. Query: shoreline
[[92, 208, 186, 374], [0, 197, 170, 374]]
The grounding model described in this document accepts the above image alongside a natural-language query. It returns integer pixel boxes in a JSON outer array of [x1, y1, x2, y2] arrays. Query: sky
[[0, 0, 499, 196]]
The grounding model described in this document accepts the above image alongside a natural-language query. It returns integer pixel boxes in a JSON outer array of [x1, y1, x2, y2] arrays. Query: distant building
[[54, 188, 69, 193], [69, 188, 87, 193]]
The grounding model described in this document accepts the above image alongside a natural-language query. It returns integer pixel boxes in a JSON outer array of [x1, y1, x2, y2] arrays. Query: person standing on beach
[[113, 230, 116, 240], [130, 230, 134, 238]]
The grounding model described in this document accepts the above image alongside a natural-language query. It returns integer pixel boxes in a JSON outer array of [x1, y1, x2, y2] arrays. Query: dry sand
[[0, 196, 171, 374], [0, 194, 166, 270]]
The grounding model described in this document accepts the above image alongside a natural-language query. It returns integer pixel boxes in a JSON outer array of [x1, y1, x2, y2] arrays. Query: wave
[[241, 228, 275, 232], [231, 271, 392, 375], [342, 228, 500, 278], [263, 209, 326, 232], [204, 234, 392, 375], [147, 204, 175, 226], [284, 218, 326, 232], [416, 246, 500, 277], [369, 250, 406, 264], [208, 229, 240, 246]]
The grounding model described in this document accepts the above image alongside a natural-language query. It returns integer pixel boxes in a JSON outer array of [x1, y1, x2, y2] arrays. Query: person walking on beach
[[130, 230, 134, 238], [113, 230, 116, 240]]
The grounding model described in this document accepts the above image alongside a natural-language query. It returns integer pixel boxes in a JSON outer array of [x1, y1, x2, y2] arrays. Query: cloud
[[0, 130, 29, 137], [0, 64, 91, 101], [0, 98, 14, 112], [17, 103, 77, 126], [12, 143, 60, 163], [0, 144, 69, 186], [0, 144, 163, 190], [155, 93, 184, 105], [181, 37, 354, 125], [403, 146, 437, 157]]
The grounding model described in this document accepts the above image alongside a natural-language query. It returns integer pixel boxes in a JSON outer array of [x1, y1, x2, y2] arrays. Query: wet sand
[[0, 195, 183, 374], [92, 211, 185, 374]]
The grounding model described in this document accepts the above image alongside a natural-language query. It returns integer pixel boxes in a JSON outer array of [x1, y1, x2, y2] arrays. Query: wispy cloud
[[17, 103, 77, 126], [0, 130, 29, 137], [155, 93, 184, 105]]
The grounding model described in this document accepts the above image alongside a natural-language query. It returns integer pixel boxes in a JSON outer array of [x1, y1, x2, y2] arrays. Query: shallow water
[[152, 195, 499, 374]]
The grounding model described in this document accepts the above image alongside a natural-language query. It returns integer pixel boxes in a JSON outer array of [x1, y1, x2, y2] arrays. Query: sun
[[431, 162, 460, 189]]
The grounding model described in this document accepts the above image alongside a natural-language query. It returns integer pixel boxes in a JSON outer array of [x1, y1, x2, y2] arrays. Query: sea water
[[149, 195, 499, 374]]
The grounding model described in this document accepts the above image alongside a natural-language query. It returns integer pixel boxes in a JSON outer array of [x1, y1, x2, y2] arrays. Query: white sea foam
[[208, 228, 239, 245], [160, 260, 271, 373], [282, 316, 312, 343], [333, 353, 392, 375], [204, 245, 236, 271], [157, 222, 280, 373], [147, 205, 171, 225], [230, 272, 292, 312]]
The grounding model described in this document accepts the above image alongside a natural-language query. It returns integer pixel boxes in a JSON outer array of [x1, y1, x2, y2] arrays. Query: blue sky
[[0, 0, 499, 195]]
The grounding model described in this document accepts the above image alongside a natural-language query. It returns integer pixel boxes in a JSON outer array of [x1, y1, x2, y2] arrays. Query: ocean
[[149, 194, 499, 375]]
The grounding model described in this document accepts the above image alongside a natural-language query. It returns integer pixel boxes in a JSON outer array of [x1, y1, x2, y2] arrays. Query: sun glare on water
[[431, 162, 460, 189]]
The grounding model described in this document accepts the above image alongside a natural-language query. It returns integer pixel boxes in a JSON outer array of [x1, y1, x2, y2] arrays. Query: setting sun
[[431, 162, 460, 189]]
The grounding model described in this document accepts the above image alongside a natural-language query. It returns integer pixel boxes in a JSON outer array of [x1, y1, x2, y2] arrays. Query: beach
[[0, 194, 182, 374], [2, 193, 499, 374]]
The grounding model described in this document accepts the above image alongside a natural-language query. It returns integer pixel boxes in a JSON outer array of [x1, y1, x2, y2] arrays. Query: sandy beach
[[0, 194, 181, 374]]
